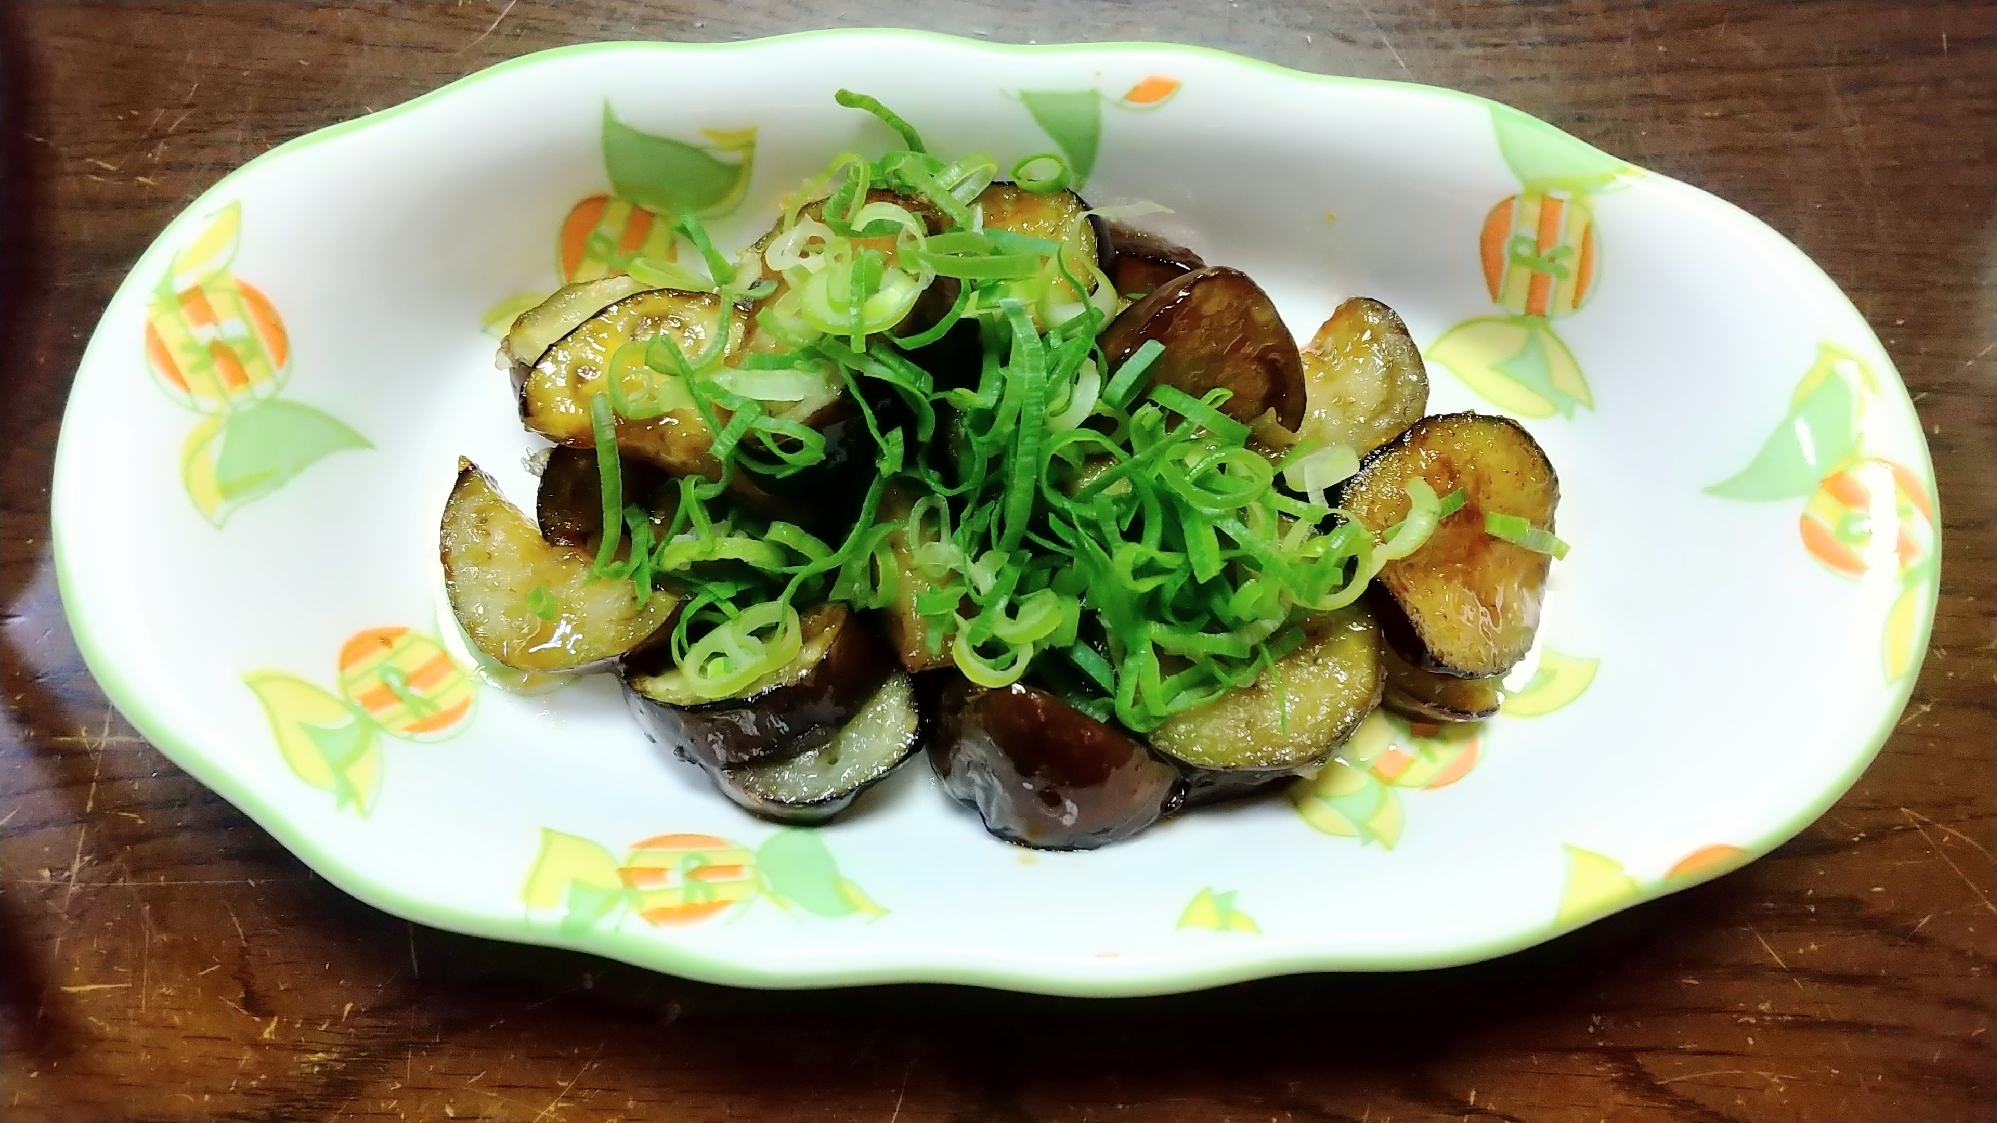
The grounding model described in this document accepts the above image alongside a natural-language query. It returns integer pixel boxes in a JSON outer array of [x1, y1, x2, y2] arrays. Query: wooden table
[[3, 3, 1991, 1120]]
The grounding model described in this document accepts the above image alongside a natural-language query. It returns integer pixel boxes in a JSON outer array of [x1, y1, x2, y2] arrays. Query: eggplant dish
[[444, 90, 1569, 848]]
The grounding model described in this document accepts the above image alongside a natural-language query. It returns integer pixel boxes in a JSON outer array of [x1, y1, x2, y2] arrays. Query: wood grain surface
[[2, 2, 1992, 1120]]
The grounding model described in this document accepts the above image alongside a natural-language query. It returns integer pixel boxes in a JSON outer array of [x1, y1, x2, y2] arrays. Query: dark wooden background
[[1, 2, 1991, 1120]]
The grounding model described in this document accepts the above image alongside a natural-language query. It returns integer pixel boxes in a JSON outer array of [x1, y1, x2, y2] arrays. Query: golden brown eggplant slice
[[440, 460, 680, 673], [707, 671, 921, 825], [624, 604, 897, 770], [1339, 412, 1559, 678], [1381, 643, 1503, 723], [520, 287, 742, 478], [1297, 297, 1429, 459], [1101, 221, 1204, 300], [928, 677, 1184, 850], [501, 275, 649, 389], [1098, 266, 1306, 430], [1147, 605, 1384, 804], [975, 184, 1102, 279]]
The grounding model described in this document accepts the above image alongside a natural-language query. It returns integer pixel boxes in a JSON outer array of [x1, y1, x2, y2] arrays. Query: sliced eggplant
[[1147, 605, 1384, 804], [1101, 221, 1204, 300], [520, 287, 742, 478], [625, 604, 897, 770], [1381, 643, 1502, 723], [975, 183, 1103, 280], [1297, 297, 1429, 459], [1338, 412, 1559, 678], [535, 446, 672, 548], [928, 677, 1184, 850], [440, 460, 680, 672], [872, 485, 955, 673], [1098, 266, 1306, 430], [501, 275, 649, 389], [708, 672, 921, 824]]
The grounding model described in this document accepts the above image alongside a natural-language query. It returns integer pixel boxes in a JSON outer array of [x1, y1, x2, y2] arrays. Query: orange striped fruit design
[[1799, 458, 1935, 578], [619, 834, 758, 925], [336, 627, 476, 741], [559, 193, 681, 283], [1479, 190, 1597, 318], [145, 276, 290, 410]]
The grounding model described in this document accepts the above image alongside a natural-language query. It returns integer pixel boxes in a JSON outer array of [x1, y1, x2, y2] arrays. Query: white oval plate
[[53, 32, 1937, 996]]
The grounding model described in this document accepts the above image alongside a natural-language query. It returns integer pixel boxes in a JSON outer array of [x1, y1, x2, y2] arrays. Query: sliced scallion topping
[[1484, 512, 1569, 558], [1010, 152, 1071, 193]]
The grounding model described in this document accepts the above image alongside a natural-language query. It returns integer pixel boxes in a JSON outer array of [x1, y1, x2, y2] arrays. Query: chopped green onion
[[834, 89, 927, 153], [1376, 479, 1442, 562], [1010, 152, 1070, 193], [1102, 339, 1164, 410], [1438, 488, 1467, 518], [1485, 512, 1570, 558], [627, 254, 717, 292], [675, 213, 734, 288], [526, 586, 558, 621], [1280, 442, 1359, 499], [587, 392, 624, 576]]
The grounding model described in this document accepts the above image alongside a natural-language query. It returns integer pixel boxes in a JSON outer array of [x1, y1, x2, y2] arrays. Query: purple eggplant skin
[[927, 677, 1185, 851], [1097, 266, 1307, 431], [623, 605, 897, 771], [699, 671, 922, 826], [1100, 221, 1205, 300], [535, 446, 672, 547], [1172, 763, 1315, 809]]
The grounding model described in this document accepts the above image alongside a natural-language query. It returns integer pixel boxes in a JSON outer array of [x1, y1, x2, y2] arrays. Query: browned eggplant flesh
[[1297, 297, 1429, 460], [1147, 605, 1384, 804], [1098, 266, 1306, 430], [441, 461, 680, 673], [520, 287, 742, 478], [929, 678, 1184, 850], [1380, 643, 1504, 723], [707, 671, 921, 824], [1338, 412, 1560, 678], [501, 276, 650, 390], [624, 604, 897, 771]]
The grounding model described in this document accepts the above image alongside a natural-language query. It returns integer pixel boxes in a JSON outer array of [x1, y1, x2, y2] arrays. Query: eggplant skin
[[501, 275, 648, 392], [1298, 297, 1429, 459], [535, 446, 672, 548], [1380, 641, 1503, 723], [624, 604, 897, 771], [1339, 411, 1559, 678], [927, 678, 1184, 851], [1101, 221, 1205, 300], [440, 460, 679, 673], [706, 671, 921, 825], [1147, 605, 1384, 803], [1098, 266, 1306, 430]]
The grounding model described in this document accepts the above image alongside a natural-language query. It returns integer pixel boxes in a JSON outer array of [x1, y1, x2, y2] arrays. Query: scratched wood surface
[[1, 2, 1991, 1120]]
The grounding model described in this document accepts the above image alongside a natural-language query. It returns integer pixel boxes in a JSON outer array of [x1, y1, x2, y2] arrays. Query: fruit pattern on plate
[[521, 827, 883, 933], [244, 627, 478, 814], [145, 201, 371, 525], [1427, 103, 1640, 421], [480, 107, 758, 335], [1707, 342, 1937, 681]]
